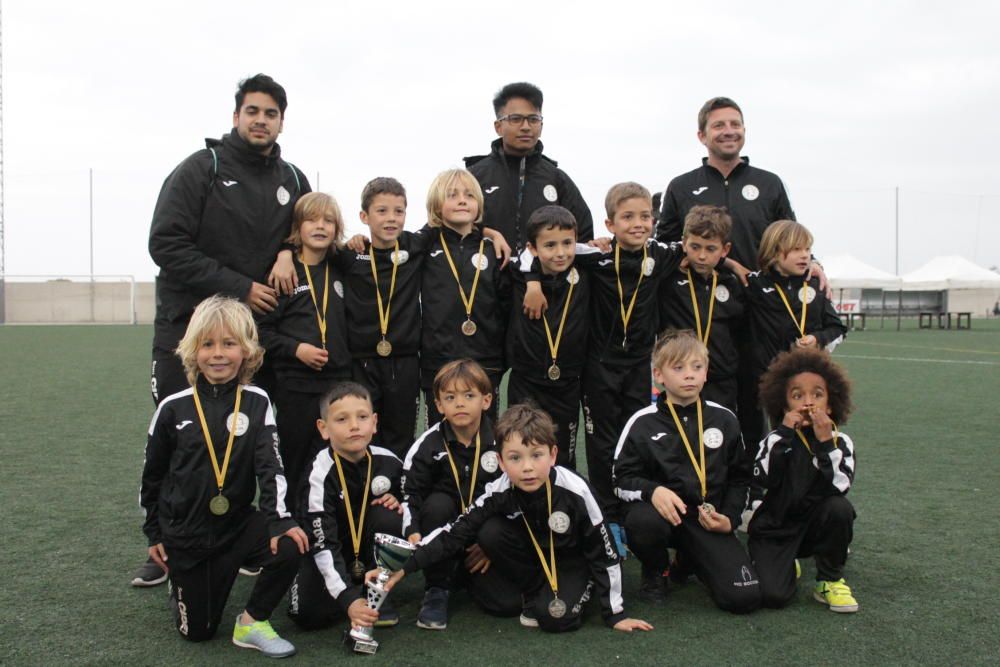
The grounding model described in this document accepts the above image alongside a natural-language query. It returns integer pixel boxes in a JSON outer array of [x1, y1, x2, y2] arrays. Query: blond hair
[[757, 220, 813, 271], [604, 181, 651, 219], [287, 192, 344, 250], [426, 169, 484, 228], [175, 295, 264, 385], [652, 329, 709, 370]]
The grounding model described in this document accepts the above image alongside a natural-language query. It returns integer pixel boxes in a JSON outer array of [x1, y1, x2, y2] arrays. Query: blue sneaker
[[416, 587, 449, 630], [375, 599, 399, 627], [608, 523, 628, 559], [232, 615, 296, 658]]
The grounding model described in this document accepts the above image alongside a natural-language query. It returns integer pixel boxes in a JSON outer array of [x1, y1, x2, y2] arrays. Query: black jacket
[[257, 254, 351, 392], [465, 139, 594, 254], [148, 129, 310, 350], [403, 466, 627, 627], [298, 445, 402, 612], [140, 377, 296, 561], [750, 425, 855, 537], [419, 226, 510, 373], [656, 158, 794, 270], [400, 418, 501, 538], [659, 268, 745, 382], [613, 395, 750, 531], [333, 229, 431, 359], [745, 270, 847, 375]]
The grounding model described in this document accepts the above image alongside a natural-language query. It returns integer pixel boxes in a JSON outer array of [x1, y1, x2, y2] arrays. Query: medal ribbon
[[687, 269, 717, 346], [615, 242, 647, 339], [369, 241, 399, 341], [794, 424, 840, 454], [521, 478, 558, 598], [665, 398, 707, 501], [442, 432, 481, 512], [542, 270, 576, 368], [192, 385, 243, 496], [333, 450, 372, 562], [774, 281, 807, 337], [440, 232, 485, 322], [303, 259, 330, 346]]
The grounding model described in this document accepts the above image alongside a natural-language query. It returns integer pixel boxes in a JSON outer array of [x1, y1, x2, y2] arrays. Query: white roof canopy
[[823, 254, 902, 289], [900, 255, 1000, 290]]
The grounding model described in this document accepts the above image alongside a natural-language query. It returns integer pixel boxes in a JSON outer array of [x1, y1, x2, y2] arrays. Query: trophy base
[[353, 638, 378, 655]]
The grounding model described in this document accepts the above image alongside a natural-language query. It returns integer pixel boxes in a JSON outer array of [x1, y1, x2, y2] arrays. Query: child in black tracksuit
[[287, 382, 406, 630], [613, 331, 761, 613], [384, 405, 652, 634], [750, 348, 858, 612], [419, 168, 511, 425], [140, 296, 306, 656], [258, 193, 351, 513], [507, 206, 590, 469], [400, 360, 509, 629], [659, 205, 745, 412], [334, 178, 428, 458]]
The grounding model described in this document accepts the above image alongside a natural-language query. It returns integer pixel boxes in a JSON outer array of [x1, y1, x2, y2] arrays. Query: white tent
[[823, 254, 902, 289], [900, 255, 1000, 290]]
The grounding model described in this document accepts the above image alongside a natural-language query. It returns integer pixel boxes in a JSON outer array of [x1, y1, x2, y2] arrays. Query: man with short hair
[[134, 73, 310, 587], [465, 82, 593, 255]]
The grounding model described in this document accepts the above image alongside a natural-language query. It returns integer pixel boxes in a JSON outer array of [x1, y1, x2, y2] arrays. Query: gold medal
[[542, 269, 575, 384], [614, 242, 646, 345], [547, 363, 561, 381], [442, 433, 481, 512], [376, 339, 392, 357], [665, 398, 709, 508], [302, 259, 330, 347], [687, 269, 718, 347], [440, 232, 485, 337], [209, 493, 230, 516], [351, 559, 366, 583], [548, 597, 567, 619], [333, 450, 373, 582], [462, 319, 477, 336], [775, 280, 808, 337]]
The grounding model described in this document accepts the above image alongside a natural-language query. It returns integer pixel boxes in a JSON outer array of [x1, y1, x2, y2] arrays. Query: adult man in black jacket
[[136, 74, 310, 587], [465, 82, 593, 255]]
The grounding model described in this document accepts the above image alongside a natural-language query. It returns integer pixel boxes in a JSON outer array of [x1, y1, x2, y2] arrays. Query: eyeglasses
[[498, 114, 543, 126]]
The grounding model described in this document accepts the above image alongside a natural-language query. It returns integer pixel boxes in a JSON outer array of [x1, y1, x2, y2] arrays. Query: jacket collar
[[208, 128, 283, 168]]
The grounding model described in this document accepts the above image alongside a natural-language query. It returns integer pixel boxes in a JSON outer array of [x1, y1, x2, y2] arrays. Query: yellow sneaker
[[813, 579, 858, 613]]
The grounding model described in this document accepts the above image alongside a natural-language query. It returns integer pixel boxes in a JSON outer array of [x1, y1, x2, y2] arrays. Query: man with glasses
[[465, 82, 593, 255]]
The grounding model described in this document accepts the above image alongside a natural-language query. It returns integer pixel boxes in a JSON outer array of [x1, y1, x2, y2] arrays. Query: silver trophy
[[350, 533, 416, 655]]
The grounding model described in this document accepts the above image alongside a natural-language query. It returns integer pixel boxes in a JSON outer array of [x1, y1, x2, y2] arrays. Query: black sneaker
[[131, 556, 168, 588], [376, 600, 400, 627], [416, 587, 449, 630], [638, 566, 669, 604], [668, 552, 693, 586]]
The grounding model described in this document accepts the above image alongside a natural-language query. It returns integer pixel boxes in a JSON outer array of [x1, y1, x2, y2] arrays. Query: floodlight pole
[[0, 1, 6, 325], [894, 186, 899, 276]]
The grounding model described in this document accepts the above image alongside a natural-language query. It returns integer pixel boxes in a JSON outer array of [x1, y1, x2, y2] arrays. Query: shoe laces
[[251, 619, 278, 640]]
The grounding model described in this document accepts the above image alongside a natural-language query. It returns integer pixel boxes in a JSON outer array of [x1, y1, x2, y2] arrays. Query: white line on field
[[839, 354, 1000, 366]]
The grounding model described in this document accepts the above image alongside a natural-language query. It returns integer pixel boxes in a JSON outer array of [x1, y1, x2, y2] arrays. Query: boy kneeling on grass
[[376, 404, 652, 633], [749, 348, 858, 612], [140, 295, 308, 657]]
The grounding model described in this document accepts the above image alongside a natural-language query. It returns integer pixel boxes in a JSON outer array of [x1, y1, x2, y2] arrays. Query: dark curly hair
[[758, 348, 853, 425]]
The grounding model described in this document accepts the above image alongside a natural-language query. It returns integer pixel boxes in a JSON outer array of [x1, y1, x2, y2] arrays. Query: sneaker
[[813, 579, 859, 613], [375, 600, 399, 627], [608, 523, 628, 559], [232, 615, 297, 658], [130, 557, 168, 588], [239, 566, 262, 577], [519, 598, 539, 628], [668, 552, 692, 586], [638, 566, 669, 604], [416, 587, 449, 630]]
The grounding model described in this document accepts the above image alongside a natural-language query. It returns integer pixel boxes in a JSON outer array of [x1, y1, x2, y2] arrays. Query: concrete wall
[[3, 281, 155, 324]]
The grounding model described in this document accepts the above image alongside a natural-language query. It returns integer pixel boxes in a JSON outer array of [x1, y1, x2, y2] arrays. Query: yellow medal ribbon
[[369, 241, 399, 342], [794, 424, 840, 454], [302, 259, 330, 346], [774, 281, 807, 337], [542, 269, 576, 369], [687, 269, 717, 346], [440, 232, 485, 323], [521, 478, 558, 599], [333, 450, 372, 562], [615, 242, 647, 343], [192, 384, 243, 497], [665, 398, 707, 501], [442, 432, 481, 512]]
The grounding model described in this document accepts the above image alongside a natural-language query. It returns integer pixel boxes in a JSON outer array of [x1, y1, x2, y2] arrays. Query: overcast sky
[[3, 0, 999, 283]]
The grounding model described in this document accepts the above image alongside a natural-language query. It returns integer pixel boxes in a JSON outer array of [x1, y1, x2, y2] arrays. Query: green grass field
[[2, 320, 999, 665]]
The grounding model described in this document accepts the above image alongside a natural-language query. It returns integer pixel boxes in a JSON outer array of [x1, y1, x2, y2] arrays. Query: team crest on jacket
[[334, 280, 344, 298], [715, 285, 730, 302], [227, 412, 249, 436], [548, 511, 570, 534], [741, 184, 759, 201], [642, 257, 656, 276], [543, 184, 558, 202], [371, 475, 391, 495], [392, 250, 409, 265], [798, 285, 817, 304], [471, 253, 490, 270], [566, 268, 580, 285], [480, 451, 499, 473], [276, 185, 291, 206], [703, 427, 724, 449]]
